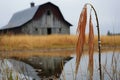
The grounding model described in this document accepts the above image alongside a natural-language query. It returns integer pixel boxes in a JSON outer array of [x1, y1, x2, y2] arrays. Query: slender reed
[[76, 3, 102, 80], [76, 5, 87, 75], [88, 14, 94, 80]]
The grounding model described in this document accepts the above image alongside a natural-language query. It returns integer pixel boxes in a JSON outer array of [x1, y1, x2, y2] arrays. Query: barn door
[[47, 28, 52, 35]]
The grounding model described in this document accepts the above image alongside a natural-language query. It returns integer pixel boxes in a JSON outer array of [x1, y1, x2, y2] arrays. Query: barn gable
[[33, 2, 72, 26], [0, 2, 72, 35]]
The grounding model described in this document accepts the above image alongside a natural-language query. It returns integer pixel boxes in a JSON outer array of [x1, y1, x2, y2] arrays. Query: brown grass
[[0, 35, 77, 51], [75, 3, 120, 80], [0, 35, 120, 51], [0, 49, 74, 59], [75, 5, 95, 79], [76, 5, 87, 75], [100, 35, 120, 46], [88, 14, 94, 80]]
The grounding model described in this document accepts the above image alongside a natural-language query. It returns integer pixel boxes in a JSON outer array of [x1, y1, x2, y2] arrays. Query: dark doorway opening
[[47, 28, 52, 35]]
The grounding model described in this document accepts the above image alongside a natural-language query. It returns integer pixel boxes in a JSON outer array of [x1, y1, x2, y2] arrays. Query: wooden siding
[[0, 27, 22, 35], [21, 9, 70, 35], [34, 3, 64, 22]]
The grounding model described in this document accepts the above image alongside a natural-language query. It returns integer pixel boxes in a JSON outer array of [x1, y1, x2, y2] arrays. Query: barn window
[[46, 10, 51, 16]]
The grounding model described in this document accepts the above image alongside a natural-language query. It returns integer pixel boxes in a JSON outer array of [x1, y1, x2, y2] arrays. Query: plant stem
[[85, 3, 102, 80]]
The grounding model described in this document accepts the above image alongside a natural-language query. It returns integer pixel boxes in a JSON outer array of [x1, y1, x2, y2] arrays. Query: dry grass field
[[0, 49, 74, 59], [0, 35, 77, 51], [0, 35, 120, 80], [0, 34, 120, 51]]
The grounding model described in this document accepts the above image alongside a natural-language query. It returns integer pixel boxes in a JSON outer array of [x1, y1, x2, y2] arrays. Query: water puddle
[[21, 56, 72, 79], [0, 55, 72, 80], [61, 51, 120, 80], [0, 51, 120, 80]]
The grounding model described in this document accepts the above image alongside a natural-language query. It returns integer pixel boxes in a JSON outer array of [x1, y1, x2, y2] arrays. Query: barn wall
[[21, 9, 70, 35], [0, 27, 22, 35]]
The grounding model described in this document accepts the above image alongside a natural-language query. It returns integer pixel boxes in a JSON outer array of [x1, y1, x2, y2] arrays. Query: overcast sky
[[0, 0, 120, 35]]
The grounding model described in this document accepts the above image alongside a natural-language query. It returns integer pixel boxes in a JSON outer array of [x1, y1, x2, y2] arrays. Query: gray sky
[[0, 0, 120, 35]]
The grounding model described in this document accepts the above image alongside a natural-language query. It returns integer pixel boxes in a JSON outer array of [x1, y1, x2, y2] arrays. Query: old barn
[[0, 2, 72, 35]]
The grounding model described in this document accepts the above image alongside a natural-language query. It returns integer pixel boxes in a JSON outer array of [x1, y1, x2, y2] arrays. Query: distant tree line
[[107, 30, 120, 36]]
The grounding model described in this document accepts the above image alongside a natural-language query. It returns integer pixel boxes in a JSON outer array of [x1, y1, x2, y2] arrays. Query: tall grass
[[75, 3, 102, 80], [75, 3, 97, 80], [102, 52, 120, 80], [101, 35, 120, 46], [0, 35, 77, 51], [0, 35, 120, 51], [75, 5, 87, 76], [0, 50, 74, 59]]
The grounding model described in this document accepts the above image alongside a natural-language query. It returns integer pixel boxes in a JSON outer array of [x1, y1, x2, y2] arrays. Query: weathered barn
[[0, 2, 72, 35]]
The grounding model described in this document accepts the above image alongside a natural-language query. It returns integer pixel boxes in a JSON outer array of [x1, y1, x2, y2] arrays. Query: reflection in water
[[0, 49, 74, 80], [21, 56, 72, 79], [0, 56, 72, 80], [0, 59, 40, 80], [0, 51, 119, 80], [62, 51, 120, 80]]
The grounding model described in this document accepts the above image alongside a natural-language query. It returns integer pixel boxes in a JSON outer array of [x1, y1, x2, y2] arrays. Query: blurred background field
[[0, 34, 120, 51]]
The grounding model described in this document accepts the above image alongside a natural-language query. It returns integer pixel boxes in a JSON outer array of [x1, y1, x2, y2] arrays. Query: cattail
[[88, 14, 94, 80], [76, 5, 87, 74]]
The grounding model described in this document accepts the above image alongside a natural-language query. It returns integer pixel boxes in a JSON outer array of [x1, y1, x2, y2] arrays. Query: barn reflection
[[21, 56, 72, 79]]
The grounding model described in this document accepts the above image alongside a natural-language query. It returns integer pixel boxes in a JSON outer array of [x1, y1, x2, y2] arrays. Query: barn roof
[[1, 2, 72, 30]]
